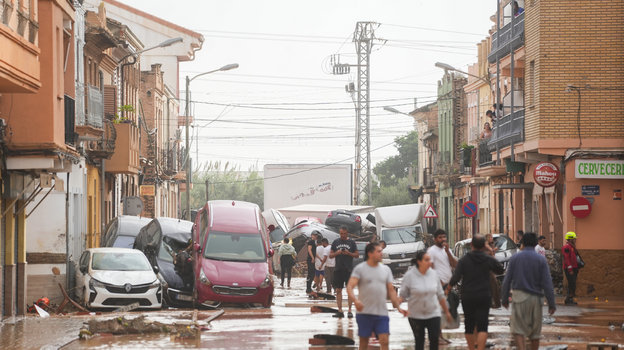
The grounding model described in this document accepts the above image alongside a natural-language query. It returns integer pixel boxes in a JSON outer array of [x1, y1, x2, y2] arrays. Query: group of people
[[278, 225, 579, 350]]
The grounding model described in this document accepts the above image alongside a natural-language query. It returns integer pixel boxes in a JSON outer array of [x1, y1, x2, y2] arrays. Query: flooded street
[[1, 277, 622, 349]]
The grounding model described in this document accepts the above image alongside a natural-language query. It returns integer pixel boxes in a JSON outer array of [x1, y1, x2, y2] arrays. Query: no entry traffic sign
[[462, 201, 478, 218], [570, 196, 592, 218]]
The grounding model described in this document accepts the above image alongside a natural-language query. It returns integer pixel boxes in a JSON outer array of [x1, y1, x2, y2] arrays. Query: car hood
[[383, 241, 425, 255], [91, 270, 156, 285], [157, 259, 190, 291], [201, 260, 268, 286]]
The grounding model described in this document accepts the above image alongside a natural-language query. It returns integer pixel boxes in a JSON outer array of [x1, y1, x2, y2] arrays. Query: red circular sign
[[570, 196, 591, 218], [533, 162, 560, 187]]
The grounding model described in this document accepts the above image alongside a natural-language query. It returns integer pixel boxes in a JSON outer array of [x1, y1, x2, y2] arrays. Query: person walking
[[501, 233, 556, 350], [314, 238, 329, 292], [277, 237, 296, 288], [324, 239, 335, 294], [330, 225, 358, 318], [427, 229, 457, 344], [447, 234, 504, 350], [306, 231, 320, 294], [484, 233, 502, 309], [562, 231, 582, 305], [399, 251, 453, 350], [347, 242, 402, 350], [535, 235, 546, 257]]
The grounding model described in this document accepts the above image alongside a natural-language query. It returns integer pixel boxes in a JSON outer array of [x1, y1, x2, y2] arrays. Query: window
[[203, 231, 266, 262]]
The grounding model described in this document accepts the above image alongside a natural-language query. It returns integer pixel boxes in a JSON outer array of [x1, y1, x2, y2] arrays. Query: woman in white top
[[399, 251, 452, 350]]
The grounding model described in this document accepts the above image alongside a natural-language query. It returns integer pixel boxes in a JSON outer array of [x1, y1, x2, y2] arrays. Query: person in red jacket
[[562, 232, 579, 305]]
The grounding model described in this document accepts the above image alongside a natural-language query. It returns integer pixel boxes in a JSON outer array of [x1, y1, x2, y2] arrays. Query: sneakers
[[347, 311, 354, 318], [564, 299, 578, 305], [332, 312, 345, 318]]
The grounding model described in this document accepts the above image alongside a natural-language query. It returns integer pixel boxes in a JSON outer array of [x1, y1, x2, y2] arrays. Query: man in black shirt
[[306, 231, 320, 294], [329, 225, 358, 318], [447, 234, 504, 350]]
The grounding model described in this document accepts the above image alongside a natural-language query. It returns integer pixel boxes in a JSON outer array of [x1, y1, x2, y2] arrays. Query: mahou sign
[[534, 162, 560, 187]]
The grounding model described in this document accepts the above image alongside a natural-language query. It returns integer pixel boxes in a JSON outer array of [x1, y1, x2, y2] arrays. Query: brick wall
[[525, 0, 624, 141]]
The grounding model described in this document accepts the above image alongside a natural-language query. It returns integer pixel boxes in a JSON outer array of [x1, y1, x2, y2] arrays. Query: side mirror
[[194, 242, 202, 254], [79, 266, 87, 274], [153, 265, 160, 274], [268, 248, 274, 257]]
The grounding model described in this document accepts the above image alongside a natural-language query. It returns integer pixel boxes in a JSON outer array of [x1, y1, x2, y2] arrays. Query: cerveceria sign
[[533, 162, 560, 187], [575, 160, 624, 179]]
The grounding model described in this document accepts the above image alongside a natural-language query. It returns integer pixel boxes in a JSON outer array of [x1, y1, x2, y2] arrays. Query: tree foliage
[[372, 130, 419, 206], [185, 161, 264, 210]]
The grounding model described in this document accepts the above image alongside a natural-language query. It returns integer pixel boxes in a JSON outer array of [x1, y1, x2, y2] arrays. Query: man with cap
[[562, 232, 581, 305]]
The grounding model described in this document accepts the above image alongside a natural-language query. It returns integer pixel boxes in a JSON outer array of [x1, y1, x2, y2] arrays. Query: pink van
[[193, 200, 274, 307]]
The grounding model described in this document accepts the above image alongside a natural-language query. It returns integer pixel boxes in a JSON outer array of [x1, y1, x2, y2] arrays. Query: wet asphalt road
[[1, 276, 623, 349]]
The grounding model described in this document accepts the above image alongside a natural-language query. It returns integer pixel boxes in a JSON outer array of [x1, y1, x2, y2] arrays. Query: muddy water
[[2, 277, 623, 349]]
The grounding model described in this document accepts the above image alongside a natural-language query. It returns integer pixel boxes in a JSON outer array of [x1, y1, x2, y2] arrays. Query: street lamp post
[[434, 62, 491, 85], [184, 63, 239, 220]]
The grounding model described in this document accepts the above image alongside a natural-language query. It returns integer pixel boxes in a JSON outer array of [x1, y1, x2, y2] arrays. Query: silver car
[[452, 234, 518, 277]]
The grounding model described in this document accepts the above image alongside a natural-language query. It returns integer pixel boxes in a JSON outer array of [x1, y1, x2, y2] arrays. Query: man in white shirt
[[314, 238, 329, 292], [426, 229, 457, 344], [324, 241, 335, 294], [535, 235, 547, 257]]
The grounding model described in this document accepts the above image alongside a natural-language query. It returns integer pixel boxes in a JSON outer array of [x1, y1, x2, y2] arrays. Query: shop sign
[[575, 159, 624, 179], [581, 185, 599, 196], [533, 162, 559, 187], [140, 185, 155, 196]]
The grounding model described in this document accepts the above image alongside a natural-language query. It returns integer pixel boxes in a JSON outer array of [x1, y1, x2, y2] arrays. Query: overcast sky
[[117, 0, 495, 171]]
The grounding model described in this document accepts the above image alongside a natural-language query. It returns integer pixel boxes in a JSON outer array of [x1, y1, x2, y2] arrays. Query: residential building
[[479, 0, 624, 296], [436, 72, 466, 244]]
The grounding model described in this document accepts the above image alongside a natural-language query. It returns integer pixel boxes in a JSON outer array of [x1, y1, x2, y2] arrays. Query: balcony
[[106, 122, 140, 174], [488, 12, 524, 64], [76, 84, 105, 142], [85, 119, 116, 160], [161, 146, 180, 175], [487, 108, 525, 151], [422, 167, 435, 190], [478, 139, 493, 167], [460, 147, 474, 176]]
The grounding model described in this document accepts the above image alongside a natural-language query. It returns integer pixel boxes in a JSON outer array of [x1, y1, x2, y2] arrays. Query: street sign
[[462, 201, 478, 218], [581, 185, 599, 196], [424, 204, 438, 218], [570, 196, 592, 218]]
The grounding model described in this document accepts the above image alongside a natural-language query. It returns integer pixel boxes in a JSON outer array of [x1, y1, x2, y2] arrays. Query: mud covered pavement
[[1, 277, 623, 349]]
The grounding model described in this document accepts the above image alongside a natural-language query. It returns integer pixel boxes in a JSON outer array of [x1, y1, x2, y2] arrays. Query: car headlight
[[259, 274, 272, 288], [89, 278, 105, 291], [149, 279, 161, 289], [199, 269, 211, 286], [382, 252, 389, 259]]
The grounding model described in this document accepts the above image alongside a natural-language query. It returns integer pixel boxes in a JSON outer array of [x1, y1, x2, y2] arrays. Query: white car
[[77, 248, 162, 309]]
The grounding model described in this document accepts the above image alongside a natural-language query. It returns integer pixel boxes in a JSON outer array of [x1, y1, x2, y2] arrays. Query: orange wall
[[563, 160, 624, 250], [5, 0, 74, 150]]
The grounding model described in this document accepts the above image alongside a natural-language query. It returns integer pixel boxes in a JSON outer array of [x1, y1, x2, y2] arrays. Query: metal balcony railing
[[478, 139, 493, 167], [488, 12, 524, 63], [488, 109, 525, 151], [423, 167, 435, 188], [86, 85, 103, 128]]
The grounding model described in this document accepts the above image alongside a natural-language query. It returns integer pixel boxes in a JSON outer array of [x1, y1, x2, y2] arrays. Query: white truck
[[375, 203, 427, 274]]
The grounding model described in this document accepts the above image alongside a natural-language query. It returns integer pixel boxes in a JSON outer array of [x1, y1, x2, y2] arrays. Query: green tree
[[186, 161, 264, 210], [372, 130, 419, 206]]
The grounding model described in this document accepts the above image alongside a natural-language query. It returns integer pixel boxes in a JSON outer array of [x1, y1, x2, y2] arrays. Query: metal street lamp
[[184, 63, 239, 220], [434, 61, 491, 85]]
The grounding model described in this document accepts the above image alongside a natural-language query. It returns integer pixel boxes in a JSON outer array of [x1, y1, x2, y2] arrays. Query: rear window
[[204, 231, 266, 262], [91, 252, 152, 271]]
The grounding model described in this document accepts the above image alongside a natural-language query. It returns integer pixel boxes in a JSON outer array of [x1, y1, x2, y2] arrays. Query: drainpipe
[[101, 160, 106, 238]]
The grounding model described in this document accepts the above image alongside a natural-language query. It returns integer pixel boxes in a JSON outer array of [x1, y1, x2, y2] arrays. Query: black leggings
[[280, 263, 292, 284], [461, 295, 491, 334], [408, 317, 440, 350]]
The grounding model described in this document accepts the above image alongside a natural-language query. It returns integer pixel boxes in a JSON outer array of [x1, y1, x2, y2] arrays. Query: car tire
[[262, 293, 273, 308]]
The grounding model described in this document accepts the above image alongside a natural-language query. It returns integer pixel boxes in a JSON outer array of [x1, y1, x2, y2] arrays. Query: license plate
[[176, 294, 193, 301], [398, 262, 410, 267]]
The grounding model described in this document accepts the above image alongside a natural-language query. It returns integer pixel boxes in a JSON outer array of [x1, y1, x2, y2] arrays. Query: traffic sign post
[[570, 196, 592, 218], [462, 201, 478, 218], [424, 204, 438, 218]]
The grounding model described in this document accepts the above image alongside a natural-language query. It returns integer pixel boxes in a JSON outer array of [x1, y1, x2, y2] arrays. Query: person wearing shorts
[[502, 233, 556, 350], [347, 242, 403, 350], [330, 226, 358, 318], [314, 238, 329, 291], [447, 234, 504, 350]]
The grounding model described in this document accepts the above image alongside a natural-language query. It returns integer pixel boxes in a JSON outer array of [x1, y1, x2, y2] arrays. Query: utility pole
[[329, 22, 378, 205]]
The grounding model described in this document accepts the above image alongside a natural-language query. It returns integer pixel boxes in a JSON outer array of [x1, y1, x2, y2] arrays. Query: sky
[[117, 0, 496, 172]]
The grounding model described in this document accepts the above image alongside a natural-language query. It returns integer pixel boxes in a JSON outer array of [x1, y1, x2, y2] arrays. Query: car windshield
[[91, 252, 152, 271], [203, 231, 267, 262], [158, 236, 189, 263], [494, 236, 516, 251], [381, 225, 423, 245]]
